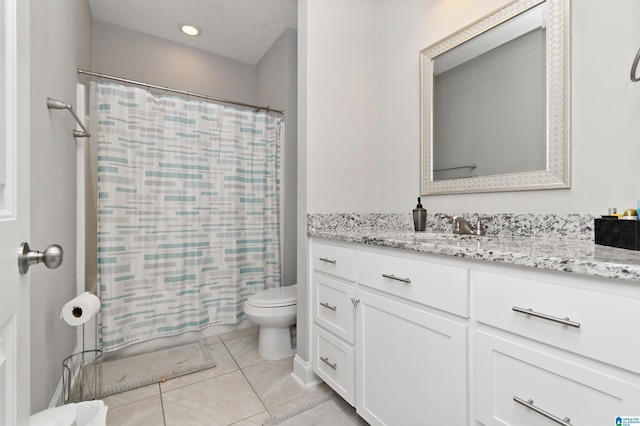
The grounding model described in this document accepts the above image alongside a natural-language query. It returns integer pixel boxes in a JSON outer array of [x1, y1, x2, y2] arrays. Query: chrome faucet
[[452, 216, 493, 236]]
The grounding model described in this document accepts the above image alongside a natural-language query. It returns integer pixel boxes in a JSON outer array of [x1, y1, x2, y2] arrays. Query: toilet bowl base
[[259, 326, 294, 360]]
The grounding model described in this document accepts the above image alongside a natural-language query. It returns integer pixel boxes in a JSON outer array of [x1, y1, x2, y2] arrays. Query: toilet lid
[[247, 285, 297, 308]]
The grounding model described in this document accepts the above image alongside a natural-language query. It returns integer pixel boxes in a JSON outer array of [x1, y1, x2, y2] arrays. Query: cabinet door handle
[[320, 356, 337, 370], [513, 396, 572, 426], [319, 257, 337, 264], [382, 273, 411, 284], [319, 302, 337, 311], [512, 306, 580, 328]]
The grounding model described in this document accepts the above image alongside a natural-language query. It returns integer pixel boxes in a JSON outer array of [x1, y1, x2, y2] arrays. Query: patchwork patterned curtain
[[94, 82, 282, 352]]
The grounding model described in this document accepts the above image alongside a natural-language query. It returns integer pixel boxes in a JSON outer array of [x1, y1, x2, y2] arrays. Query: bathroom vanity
[[308, 229, 640, 426]]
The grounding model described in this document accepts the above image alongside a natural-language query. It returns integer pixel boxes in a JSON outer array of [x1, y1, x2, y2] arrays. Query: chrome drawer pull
[[513, 396, 572, 426], [319, 302, 337, 311], [512, 306, 581, 328], [382, 273, 411, 284], [320, 356, 337, 370], [319, 257, 337, 264]]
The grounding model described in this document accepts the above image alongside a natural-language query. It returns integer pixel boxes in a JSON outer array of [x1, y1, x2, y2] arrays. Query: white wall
[[29, 0, 92, 413], [305, 0, 378, 212], [92, 20, 257, 104], [256, 27, 298, 288], [297, 0, 310, 363], [304, 0, 640, 214]]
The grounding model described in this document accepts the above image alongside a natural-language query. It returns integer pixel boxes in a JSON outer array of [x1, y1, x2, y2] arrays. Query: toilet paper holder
[[18, 242, 63, 274]]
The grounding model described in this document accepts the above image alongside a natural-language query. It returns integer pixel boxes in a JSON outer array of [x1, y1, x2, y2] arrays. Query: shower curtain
[[93, 82, 282, 352]]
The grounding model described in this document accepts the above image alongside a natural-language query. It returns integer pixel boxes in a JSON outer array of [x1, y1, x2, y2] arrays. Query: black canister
[[413, 197, 426, 231]]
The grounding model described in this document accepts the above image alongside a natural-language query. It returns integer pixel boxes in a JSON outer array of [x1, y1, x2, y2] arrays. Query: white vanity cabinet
[[475, 270, 640, 374], [475, 331, 640, 425], [309, 237, 640, 426], [310, 238, 470, 425], [355, 247, 469, 426], [311, 240, 357, 404], [356, 288, 468, 425], [474, 268, 640, 425]]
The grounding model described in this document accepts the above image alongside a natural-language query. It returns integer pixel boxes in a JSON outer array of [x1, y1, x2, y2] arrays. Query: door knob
[[18, 242, 63, 274]]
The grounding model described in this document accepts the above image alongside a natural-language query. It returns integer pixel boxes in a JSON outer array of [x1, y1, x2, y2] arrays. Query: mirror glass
[[420, 0, 569, 194]]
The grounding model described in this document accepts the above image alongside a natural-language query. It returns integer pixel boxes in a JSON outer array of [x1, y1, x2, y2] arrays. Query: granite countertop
[[309, 228, 640, 283]]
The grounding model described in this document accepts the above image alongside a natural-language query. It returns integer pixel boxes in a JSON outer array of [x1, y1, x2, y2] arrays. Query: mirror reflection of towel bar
[[433, 163, 477, 172], [46, 97, 91, 138], [449, 175, 477, 179]]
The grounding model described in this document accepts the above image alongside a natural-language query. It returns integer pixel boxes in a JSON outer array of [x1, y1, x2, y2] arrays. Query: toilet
[[244, 284, 297, 360]]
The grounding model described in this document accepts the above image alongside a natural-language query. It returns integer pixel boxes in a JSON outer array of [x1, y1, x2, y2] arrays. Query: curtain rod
[[77, 69, 285, 115]]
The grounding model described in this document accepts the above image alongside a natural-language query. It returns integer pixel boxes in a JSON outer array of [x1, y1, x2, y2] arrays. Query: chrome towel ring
[[631, 47, 640, 82]]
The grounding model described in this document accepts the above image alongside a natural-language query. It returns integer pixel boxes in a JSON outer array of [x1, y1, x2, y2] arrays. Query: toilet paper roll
[[61, 292, 101, 326]]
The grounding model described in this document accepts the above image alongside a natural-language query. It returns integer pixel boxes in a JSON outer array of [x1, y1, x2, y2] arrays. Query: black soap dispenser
[[413, 197, 427, 232]]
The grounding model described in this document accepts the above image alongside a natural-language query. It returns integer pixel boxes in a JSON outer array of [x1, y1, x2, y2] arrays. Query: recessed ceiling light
[[179, 24, 201, 36]]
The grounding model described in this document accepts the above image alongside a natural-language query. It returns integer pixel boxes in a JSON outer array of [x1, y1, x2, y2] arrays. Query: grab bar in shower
[[46, 98, 91, 138]]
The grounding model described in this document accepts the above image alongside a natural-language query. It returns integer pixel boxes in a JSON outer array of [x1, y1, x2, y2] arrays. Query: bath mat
[[99, 337, 217, 397], [262, 392, 369, 426]]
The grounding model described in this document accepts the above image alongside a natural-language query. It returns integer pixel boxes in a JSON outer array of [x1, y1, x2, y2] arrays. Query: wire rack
[[62, 323, 102, 403]]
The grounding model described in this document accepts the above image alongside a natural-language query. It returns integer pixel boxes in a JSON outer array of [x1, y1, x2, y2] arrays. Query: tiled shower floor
[[103, 326, 333, 425]]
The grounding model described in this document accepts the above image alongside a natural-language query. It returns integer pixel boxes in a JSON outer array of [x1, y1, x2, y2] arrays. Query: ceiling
[[88, 0, 298, 66]]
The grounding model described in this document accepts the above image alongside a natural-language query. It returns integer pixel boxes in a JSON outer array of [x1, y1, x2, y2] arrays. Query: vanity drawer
[[313, 325, 355, 405], [356, 249, 469, 317], [312, 241, 356, 281], [475, 331, 640, 426], [313, 275, 355, 343], [475, 270, 640, 373]]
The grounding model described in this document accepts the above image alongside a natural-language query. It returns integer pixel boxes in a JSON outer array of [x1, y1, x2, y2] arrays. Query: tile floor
[[102, 326, 335, 425]]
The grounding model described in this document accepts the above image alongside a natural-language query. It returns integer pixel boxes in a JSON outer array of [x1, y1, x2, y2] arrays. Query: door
[[0, 0, 30, 424]]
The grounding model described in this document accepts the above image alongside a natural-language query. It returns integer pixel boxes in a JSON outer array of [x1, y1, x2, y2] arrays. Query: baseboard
[[291, 354, 321, 387]]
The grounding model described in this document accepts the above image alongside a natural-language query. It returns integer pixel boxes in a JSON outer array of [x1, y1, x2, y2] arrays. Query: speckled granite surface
[[307, 212, 597, 240], [308, 213, 640, 282]]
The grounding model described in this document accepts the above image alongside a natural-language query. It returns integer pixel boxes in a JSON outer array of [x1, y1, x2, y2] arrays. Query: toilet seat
[[246, 285, 297, 308]]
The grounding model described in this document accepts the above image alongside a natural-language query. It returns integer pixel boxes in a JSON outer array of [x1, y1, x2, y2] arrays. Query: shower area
[[81, 23, 298, 355], [95, 80, 283, 352]]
